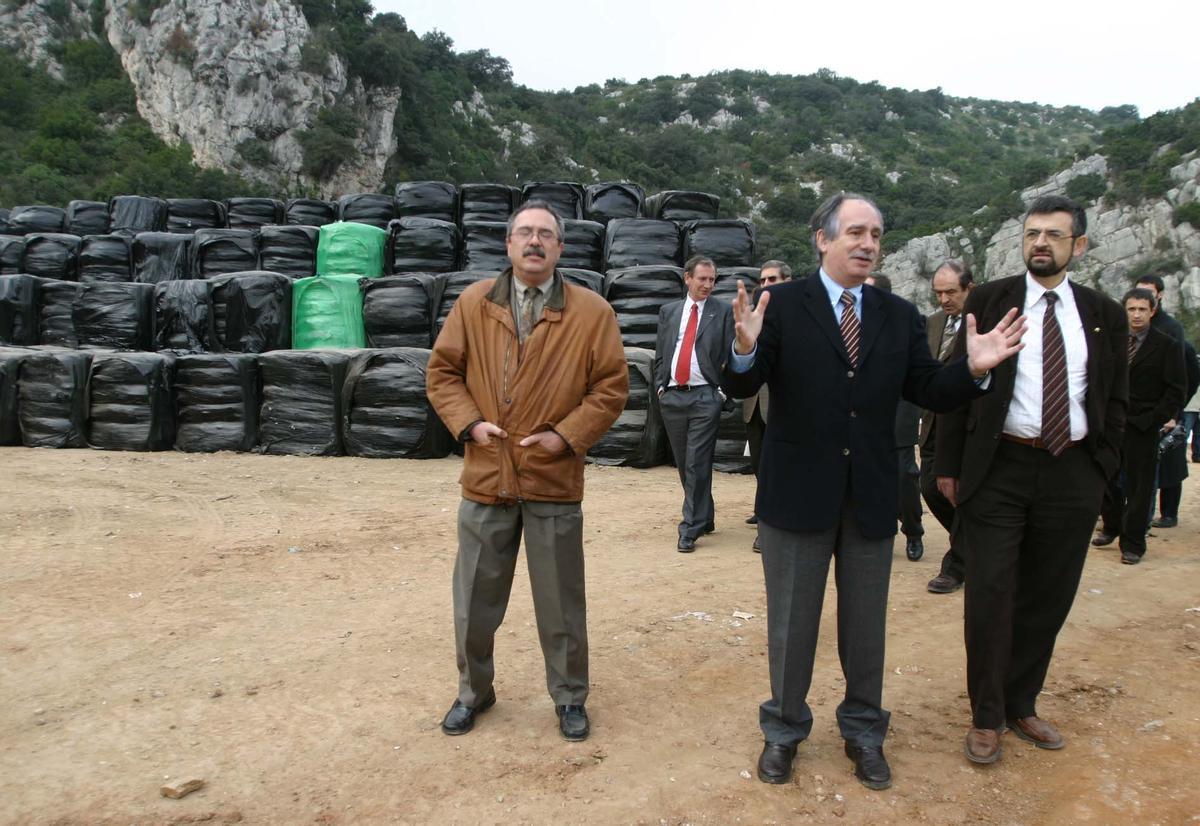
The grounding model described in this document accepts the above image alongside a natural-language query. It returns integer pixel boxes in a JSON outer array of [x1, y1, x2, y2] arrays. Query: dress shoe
[[556, 704, 589, 741], [677, 537, 696, 553], [905, 536, 924, 561], [964, 727, 1002, 764], [1151, 516, 1177, 528], [1006, 716, 1064, 749], [745, 514, 758, 525], [927, 572, 963, 594], [1121, 550, 1141, 565], [440, 688, 496, 735], [756, 742, 797, 784], [703, 522, 716, 534], [1091, 531, 1116, 547], [752, 536, 762, 553], [844, 743, 891, 790]]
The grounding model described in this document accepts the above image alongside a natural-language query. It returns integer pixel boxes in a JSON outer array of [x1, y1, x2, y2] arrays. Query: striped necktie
[[1041, 292, 1071, 456], [839, 290, 860, 367], [938, 316, 958, 361]]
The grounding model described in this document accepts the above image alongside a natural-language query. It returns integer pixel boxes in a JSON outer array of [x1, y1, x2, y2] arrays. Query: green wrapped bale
[[292, 275, 365, 350], [316, 221, 386, 278]]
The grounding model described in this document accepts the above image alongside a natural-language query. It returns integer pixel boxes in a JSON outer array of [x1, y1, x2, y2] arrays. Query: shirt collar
[[1023, 272, 1073, 310], [818, 267, 862, 306], [513, 275, 551, 299], [685, 295, 707, 313], [1131, 327, 1149, 343]]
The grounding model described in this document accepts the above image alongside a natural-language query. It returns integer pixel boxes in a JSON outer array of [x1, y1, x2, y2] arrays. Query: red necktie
[[1041, 292, 1071, 456], [839, 290, 860, 367], [675, 303, 699, 385]]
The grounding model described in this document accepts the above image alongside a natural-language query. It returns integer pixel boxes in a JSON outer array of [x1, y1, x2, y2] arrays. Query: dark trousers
[[758, 505, 893, 748], [898, 445, 923, 538], [957, 440, 1106, 729], [1099, 427, 1158, 556], [919, 440, 965, 580], [659, 386, 722, 539], [746, 403, 765, 477]]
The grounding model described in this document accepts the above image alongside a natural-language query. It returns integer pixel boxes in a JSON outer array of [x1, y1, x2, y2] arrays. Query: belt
[[1000, 433, 1082, 450], [666, 383, 709, 392]]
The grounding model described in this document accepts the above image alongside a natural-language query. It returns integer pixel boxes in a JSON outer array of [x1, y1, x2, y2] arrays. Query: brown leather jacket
[[426, 268, 628, 504]]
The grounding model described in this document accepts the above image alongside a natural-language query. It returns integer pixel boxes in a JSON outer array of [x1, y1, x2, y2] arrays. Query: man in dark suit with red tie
[[935, 195, 1128, 765]]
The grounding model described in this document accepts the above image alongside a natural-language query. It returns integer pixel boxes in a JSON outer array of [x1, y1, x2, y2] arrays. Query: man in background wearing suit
[[655, 255, 735, 552], [936, 195, 1127, 765], [723, 192, 1026, 790]]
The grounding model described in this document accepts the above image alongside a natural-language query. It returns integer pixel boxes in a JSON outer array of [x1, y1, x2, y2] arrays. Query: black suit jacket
[[654, 296, 734, 392], [720, 271, 984, 539], [1128, 326, 1186, 433], [934, 275, 1128, 504]]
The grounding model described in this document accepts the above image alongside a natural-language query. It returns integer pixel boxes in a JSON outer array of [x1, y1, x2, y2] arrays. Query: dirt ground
[[2, 448, 1198, 825]]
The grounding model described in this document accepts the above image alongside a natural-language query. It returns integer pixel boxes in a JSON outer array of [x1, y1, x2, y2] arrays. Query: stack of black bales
[[460, 184, 517, 223], [460, 222, 509, 272], [226, 198, 284, 229], [173, 353, 259, 452], [395, 181, 458, 223], [67, 200, 110, 236], [22, 233, 81, 280], [559, 220, 605, 271], [109, 195, 168, 235], [684, 219, 756, 267], [1, 274, 38, 345], [257, 349, 351, 455], [602, 266, 685, 349], [258, 225, 318, 279], [9, 206, 67, 235], [133, 232, 192, 283], [0, 347, 25, 444], [192, 228, 259, 277], [584, 183, 644, 224], [208, 271, 291, 353], [711, 267, 760, 304], [341, 348, 453, 458], [154, 280, 219, 352], [338, 194, 396, 229], [361, 274, 441, 348], [17, 349, 91, 448], [0, 236, 26, 273], [79, 235, 132, 282], [587, 347, 668, 467], [713, 405, 751, 474], [433, 271, 493, 339], [559, 269, 604, 294], [87, 352, 176, 451], [73, 282, 154, 350], [388, 218, 460, 273], [166, 198, 226, 232], [645, 191, 720, 222], [603, 219, 682, 270], [285, 198, 337, 227], [522, 182, 584, 220], [37, 278, 81, 348]]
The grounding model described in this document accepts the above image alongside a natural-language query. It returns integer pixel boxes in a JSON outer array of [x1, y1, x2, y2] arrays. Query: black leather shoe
[[756, 742, 797, 784], [677, 537, 696, 552], [927, 572, 963, 594], [1151, 516, 1177, 528], [441, 689, 495, 735], [1121, 550, 1142, 565], [745, 514, 758, 525], [1091, 531, 1116, 547], [844, 742, 891, 790], [703, 522, 715, 534], [556, 704, 589, 741], [905, 536, 924, 561]]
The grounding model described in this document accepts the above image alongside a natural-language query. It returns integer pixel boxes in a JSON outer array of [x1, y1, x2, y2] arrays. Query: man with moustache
[[426, 201, 628, 742], [935, 195, 1127, 764], [723, 192, 1026, 790]]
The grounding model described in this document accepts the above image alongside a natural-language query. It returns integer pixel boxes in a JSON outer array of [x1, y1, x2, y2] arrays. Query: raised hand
[[733, 279, 770, 355], [965, 307, 1027, 377]]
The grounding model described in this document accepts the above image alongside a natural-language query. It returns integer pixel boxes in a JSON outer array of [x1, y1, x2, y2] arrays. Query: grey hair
[[759, 259, 792, 279], [684, 255, 716, 276], [809, 192, 884, 260], [506, 199, 565, 240]]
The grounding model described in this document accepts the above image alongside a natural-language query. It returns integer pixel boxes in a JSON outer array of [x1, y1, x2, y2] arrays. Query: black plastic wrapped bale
[[711, 267, 760, 305], [338, 193, 397, 230], [191, 228, 259, 277], [433, 271, 494, 341], [109, 195, 168, 234], [459, 183, 518, 223], [154, 280, 219, 353], [559, 220, 605, 271], [587, 347, 669, 468], [37, 278, 81, 348], [713, 403, 751, 474], [226, 197, 284, 229], [0, 208, 9, 234], [388, 217, 460, 274], [9, 205, 67, 235], [67, 200, 110, 236], [133, 232, 192, 283], [208, 271, 291, 353], [73, 282, 154, 351], [79, 234, 132, 283], [645, 191, 720, 222], [361, 273, 440, 348], [0, 235, 27, 274], [166, 198, 226, 232], [341, 348, 453, 459], [17, 349, 91, 448], [257, 349, 351, 456], [558, 268, 603, 294], [1, 274, 38, 345], [87, 351, 176, 451], [258, 225, 318, 279], [173, 352, 259, 452], [0, 348, 26, 444], [603, 218, 682, 270], [683, 219, 757, 268], [584, 182, 645, 225], [285, 198, 337, 227], [521, 182, 584, 220], [602, 266, 685, 349], [22, 233, 81, 281], [460, 222, 510, 272], [394, 181, 458, 223]]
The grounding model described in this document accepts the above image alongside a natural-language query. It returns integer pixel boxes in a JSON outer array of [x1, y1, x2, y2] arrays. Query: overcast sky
[[376, 0, 1197, 117]]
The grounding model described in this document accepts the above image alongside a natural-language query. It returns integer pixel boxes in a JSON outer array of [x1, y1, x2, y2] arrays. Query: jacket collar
[[486, 267, 565, 312], [800, 270, 888, 367]]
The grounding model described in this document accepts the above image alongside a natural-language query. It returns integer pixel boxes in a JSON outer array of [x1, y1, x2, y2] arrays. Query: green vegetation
[[1065, 173, 1107, 202], [1174, 202, 1200, 228], [1097, 101, 1200, 204]]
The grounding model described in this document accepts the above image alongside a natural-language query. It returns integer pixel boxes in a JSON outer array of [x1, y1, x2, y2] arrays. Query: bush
[[1174, 202, 1200, 228], [164, 26, 197, 66], [1065, 173, 1107, 202], [236, 138, 274, 167]]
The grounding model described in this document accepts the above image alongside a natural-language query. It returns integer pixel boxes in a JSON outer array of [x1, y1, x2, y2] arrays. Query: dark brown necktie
[[938, 316, 958, 361], [1041, 292, 1070, 456], [1128, 334, 1139, 361], [839, 290, 860, 367]]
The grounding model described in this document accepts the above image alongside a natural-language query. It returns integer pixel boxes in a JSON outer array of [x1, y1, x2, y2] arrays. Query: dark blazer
[[654, 297, 734, 392], [1127, 326, 1186, 433], [720, 271, 984, 539], [934, 275, 1128, 505]]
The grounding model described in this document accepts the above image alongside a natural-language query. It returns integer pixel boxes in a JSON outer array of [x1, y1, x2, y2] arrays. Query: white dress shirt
[[670, 296, 708, 386]]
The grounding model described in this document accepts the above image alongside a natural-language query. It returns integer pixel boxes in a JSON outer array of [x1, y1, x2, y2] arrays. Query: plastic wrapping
[[645, 191, 720, 222], [683, 219, 757, 268], [166, 198, 226, 232], [257, 348, 351, 456], [67, 200, 110, 236], [388, 217, 460, 274], [459, 183, 517, 223], [0, 208, 9, 234], [0, 235, 26, 274], [258, 225, 318, 279], [521, 182, 584, 220], [226, 197, 284, 229], [587, 347, 669, 468], [292, 275, 365, 349], [191, 228, 259, 277], [285, 198, 337, 227], [73, 282, 154, 351], [79, 234, 132, 283], [109, 195, 168, 234], [9, 205, 67, 235], [460, 221, 509, 272], [559, 219, 605, 272], [394, 181, 458, 223], [602, 266, 686, 349], [338, 193, 397, 230], [154, 280, 219, 353], [173, 352, 260, 453], [584, 182, 645, 224], [1, 274, 38, 345], [316, 221, 387, 278], [713, 403, 752, 474], [17, 349, 91, 448], [558, 268, 604, 294], [341, 347, 453, 459], [711, 267, 760, 304], [87, 351, 176, 451], [433, 271, 494, 340], [133, 232, 192, 283], [208, 271, 291, 353], [37, 278, 81, 348], [22, 233, 81, 281], [0, 347, 26, 444], [603, 219, 682, 270], [361, 273, 440, 349]]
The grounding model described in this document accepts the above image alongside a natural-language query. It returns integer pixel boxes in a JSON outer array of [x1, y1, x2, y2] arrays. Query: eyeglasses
[[511, 227, 558, 242], [1023, 229, 1074, 243], [761, 276, 782, 284]]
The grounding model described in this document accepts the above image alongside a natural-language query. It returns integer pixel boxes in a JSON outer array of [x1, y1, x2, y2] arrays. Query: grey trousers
[[453, 498, 588, 707], [758, 505, 894, 747], [659, 385, 722, 539]]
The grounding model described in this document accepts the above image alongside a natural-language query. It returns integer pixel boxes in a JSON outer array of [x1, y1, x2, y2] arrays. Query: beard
[[1025, 249, 1066, 278]]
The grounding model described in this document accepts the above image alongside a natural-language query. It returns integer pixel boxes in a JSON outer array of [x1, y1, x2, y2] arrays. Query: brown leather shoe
[[1007, 716, 1064, 749], [964, 727, 1002, 764]]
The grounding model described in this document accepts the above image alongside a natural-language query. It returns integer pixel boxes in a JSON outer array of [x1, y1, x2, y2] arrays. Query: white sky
[[376, 0, 1198, 117]]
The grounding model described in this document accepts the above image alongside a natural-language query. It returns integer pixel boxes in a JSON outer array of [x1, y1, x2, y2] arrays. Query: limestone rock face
[[0, 0, 96, 79]]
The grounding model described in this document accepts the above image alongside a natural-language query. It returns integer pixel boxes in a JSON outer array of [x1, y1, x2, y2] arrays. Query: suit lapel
[[800, 273, 850, 365], [927, 310, 945, 358], [858, 285, 887, 364], [1070, 282, 1104, 403]]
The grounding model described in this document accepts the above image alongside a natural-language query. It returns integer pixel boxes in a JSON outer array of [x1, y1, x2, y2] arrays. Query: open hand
[[966, 307, 1027, 378], [732, 279, 770, 355]]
